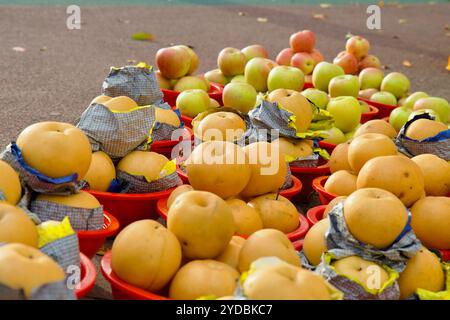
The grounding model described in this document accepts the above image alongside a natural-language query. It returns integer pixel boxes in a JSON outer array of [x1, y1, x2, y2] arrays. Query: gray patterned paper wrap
[[40, 233, 80, 272]]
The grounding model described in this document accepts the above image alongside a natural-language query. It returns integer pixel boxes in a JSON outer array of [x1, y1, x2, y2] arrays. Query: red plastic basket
[[358, 97, 397, 119], [162, 82, 224, 107], [360, 105, 379, 123], [150, 127, 193, 159], [311, 175, 337, 205], [77, 211, 120, 259], [101, 251, 170, 300], [303, 82, 314, 89], [290, 161, 331, 201], [318, 141, 336, 154], [156, 197, 310, 242], [75, 253, 97, 299], [87, 187, 178, 230], [306, 205, 327, 226], [180, 115, 193, 129], [440, 249, 450, 262], [293, 239, 304, 251]]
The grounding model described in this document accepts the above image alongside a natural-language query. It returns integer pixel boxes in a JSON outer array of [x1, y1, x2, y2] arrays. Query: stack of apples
[[276, 30, 324, 82], [333, 35, 381, 75]]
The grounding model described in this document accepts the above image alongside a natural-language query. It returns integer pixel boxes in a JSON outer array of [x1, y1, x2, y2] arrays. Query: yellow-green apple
[[310, 49, 325, 64], [328, 75, 360, 98], [371, 91, 397, 105], [155, 70, 172, 90], [217, 47, 247, 77], [358, 67, 384, 90], [345, 127, 359, 140], [156, 46, 191, 79], [332, 256, 389, 291], [398, 97, 406, 107], [322, 127, 346, 144], [209, 98, 220, 108], [380, 72, 410, 99], [222, 82, 257, 114], [241, 44, 268, 62], [248, 194, 299, 233], [389, 107, 412, 131], [358, 54, 381, 70], [326, 96, 362, 133], [230, 75, 246, 83], [267, 66, 305, 92], [359, 101, 370, 113], [413, 97, 449, 123], [333, 51, 358, 75], [358, 88, 378, 99], [173, 76, 208, 92], [312, 62, 345, 93], [16, 122, 92, 180], [345, 36, 370, 60], [176, 89, 210, 118], [267, 89, 313, 133], [244, 57, 277, 92], [276, 48, 294, 66], [290, 30, 316, 53], [0, 243, 65, 298], [0, 160, 21, 205], [301, 88, 329, 109], [204, 69, 230, 86], [403, 92, 428, 109], [175, 45, 199, 75], [291, 52, 316, 75]]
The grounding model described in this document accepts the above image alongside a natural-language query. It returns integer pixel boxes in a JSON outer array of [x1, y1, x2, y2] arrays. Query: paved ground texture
[[0, 3, 449, 299]]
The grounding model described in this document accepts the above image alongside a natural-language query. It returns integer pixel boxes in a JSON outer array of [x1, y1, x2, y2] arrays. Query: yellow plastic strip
[[37, 216, 75, 248]]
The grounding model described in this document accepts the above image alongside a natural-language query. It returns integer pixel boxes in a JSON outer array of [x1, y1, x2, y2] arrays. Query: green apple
[[344, 125, 360, 140], [301, 88, 329, 109], [327, 96, 362, 133], [244, 57, 277, 92], [380, 72, 410, 99], [408, 109, 441, 123], [176, 89, 210, 118], [312, 62, 345, 93], [241, 44, 268, 62], [328, 75, 359, 98], [204, 69, 230, 86], [358, 67, 384, 90], [222, 82, 257, 114], [267, 66, 304, 92], [217, 47, 247, 77], [413, 97, 449, 123], [403, 92, 428, 109], [230, 75, 246, 83], [389, 106, 412, 131], [173, 76, 208, 92], [370, 91, 397, 106], [322, 127, 346, 144], [359, 101, 370, 113]]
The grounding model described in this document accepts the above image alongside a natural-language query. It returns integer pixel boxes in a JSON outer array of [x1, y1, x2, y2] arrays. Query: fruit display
[[1, 26, 449, 302]]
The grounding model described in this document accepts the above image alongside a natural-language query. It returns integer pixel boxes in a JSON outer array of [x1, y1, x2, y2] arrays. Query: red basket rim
[[86, 186, 176, 201], [161, 82, 223, 96], [439, 249, 450, 262], [358, 97, 397, 110], [293, 239, 304, 251], [151, 127, 193, 148], [363, 105, 379, 116], [100, 251, 170, 300], [317, 140, 336, 151], [156, 196, 309, 241], [75, 253, 97, 299], [289, 162, 330, 174], [312, 175, 338, 199], [280, 175, 303, 198], [77, 211, 120, 239], [306, 205, 327, 226]]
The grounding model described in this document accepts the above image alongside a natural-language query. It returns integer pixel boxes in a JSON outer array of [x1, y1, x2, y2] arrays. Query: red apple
[[358, 55, 381, 71], [242, 45, 268, 62], [291, 52, 316, 75], [333, 51, 358, 75], [310, 49, 324, 64], [276, 48, 294, 66], [156, 46, 191, 79], [345, 36, 370, 61], [289, 30, 316, 53]]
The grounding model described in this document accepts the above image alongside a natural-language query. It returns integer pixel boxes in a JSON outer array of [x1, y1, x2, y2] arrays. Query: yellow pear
[[225, 199, 263, 236], [303, 219, 329, 266]]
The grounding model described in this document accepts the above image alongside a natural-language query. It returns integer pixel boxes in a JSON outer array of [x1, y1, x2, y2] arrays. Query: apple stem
[[276, 189, 281, 200]]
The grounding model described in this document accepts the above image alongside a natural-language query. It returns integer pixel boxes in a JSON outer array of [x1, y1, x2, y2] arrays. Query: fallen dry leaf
[[238, 11, 246, 16], [12, 47, 25, 52], [445, 25, 450, 31], [402, 60, 412, 67], [398, 19, 407, 24], [131, 32, 155, 42], [382, 65, 391, 70], [319, 3, 331, 9], [378, 0, 384, 8], [40, 46, 48, 52], [313, 13, 326, 20], [447, 55, 450, 71], [257, 17, 268, 23]]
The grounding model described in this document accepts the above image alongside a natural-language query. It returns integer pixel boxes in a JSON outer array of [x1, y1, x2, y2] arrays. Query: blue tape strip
[[10, 143, 78, 184]]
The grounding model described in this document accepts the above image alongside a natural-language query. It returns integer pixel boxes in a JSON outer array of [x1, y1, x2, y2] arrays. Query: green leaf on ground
[[131, 32, 155, 42]]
